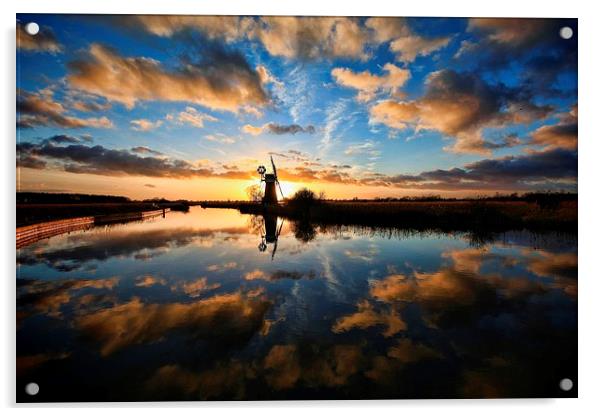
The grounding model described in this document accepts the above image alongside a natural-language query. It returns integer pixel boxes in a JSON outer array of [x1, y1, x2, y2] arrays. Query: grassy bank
[[201, 199, 577, 233]]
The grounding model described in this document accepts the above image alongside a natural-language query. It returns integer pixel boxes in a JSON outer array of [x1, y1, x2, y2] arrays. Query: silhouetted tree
[[246, 184, 263, 202]]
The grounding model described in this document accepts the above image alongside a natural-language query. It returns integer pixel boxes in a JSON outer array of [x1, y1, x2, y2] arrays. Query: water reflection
[[257, 215, 284, 259], [16, 207, 577, 401]]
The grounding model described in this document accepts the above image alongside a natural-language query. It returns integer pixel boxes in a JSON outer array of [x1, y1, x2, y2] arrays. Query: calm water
[[16, 207, 577, 401]]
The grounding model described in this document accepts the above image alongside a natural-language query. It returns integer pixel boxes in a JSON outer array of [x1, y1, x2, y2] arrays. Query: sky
[[16, 15, 577, 200]]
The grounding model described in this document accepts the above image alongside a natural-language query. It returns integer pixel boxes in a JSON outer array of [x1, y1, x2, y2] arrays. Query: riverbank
[[17, 202, 188, 227], [200, 200, 577, 233]]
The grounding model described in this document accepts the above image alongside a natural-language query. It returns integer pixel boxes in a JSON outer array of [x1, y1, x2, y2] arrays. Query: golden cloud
[[17, 277, 119, 318], [530, 106, 577, 150], [130, 118, 163, 131], [390, 35, 450, 63], [170, 277, 221, 297], [365, 17, 409, 43], [17, 88, 113, 129], [369, 69, 553, 154], [241, 124, 263, 136], [75, 292, 271, 355], [166, 106, 218, 128], [67, 44, 269, 112], [264, 345, 302, 390], [365, 17, 450, 62], [252, 17, 369, 60], [129, 15, 253, 41], [332, 63, 410, 102], [332, 300, 406, 337], [135, 275, 166, 287]]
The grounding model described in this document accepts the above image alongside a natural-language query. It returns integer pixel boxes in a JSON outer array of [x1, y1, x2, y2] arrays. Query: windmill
[[256, 156, 284, 204]]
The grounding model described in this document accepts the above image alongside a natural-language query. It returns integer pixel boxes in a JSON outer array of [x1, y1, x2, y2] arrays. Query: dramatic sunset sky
[[17, 15, 577, 200]]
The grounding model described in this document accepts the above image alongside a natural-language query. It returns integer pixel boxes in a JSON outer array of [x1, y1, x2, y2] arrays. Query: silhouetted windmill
[[256, 156, 284, 204]]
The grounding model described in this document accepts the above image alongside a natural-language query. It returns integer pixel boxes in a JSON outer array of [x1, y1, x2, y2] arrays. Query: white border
[[2, 0, 601, 414]]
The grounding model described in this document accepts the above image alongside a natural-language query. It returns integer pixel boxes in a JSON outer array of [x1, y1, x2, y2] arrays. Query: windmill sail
[[270, 155, 277, 178]]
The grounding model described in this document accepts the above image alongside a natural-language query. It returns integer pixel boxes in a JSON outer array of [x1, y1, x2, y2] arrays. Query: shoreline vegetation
[[17, 191, 577, 234], [202, 189, 577, 234]]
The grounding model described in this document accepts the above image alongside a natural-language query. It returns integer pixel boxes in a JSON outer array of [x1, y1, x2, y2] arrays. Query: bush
[[287, 188, 319, 209]]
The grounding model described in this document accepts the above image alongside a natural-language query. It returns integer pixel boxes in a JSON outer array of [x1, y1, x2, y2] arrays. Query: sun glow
[[278, 181, 298, 199]]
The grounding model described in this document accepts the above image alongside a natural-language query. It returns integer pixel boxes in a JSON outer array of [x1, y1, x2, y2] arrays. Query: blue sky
[[16, 15, 577, 199]]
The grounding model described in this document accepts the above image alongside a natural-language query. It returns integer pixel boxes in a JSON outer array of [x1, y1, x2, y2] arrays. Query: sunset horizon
[[17, 15, 577, 201]]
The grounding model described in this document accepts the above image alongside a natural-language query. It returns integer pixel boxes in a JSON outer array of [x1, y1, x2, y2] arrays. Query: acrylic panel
[[16, 14, 577, 402]]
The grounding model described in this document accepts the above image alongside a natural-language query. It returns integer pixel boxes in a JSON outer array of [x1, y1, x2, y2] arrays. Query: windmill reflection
[[257, 215, 284, 260]]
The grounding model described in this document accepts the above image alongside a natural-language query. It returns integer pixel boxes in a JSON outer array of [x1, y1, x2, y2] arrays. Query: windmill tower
[[256, 156, 284, 205]]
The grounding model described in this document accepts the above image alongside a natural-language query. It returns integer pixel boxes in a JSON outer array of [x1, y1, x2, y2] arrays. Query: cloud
[[365, 17, 450, 63], [16, 141, 253, 179], [171, 277, 221, 298], [320, 98, 349, 154], [530, 105, 577, 150], [344, 141, 381, 158], [69, 99, 112, 113], [17, 23, 62, 53], [17, 277, 119, 318], [332, 300, 406, 337], [67, 43, 269, 113], [252, 17, 370, 60], [42, 134, 91, 145], [365, 17, 409, 43], [390, 35, 451, 63], [524, 250, 577, 280], [243, 269, 316, 281], [332, 63, 410, 102], [125, 15, 253, 41], [387, 338, 441, 363], [369, 69, 553, 154], [382, 148, 577, 191], [206, 262, 238, 272], [75, 291, 271, 355], [130, 146, 163, 156], [135, 275, 166, 287], [166, 106, 218, 128], [17, 89, 113, 129], [241, 124, 264, 136], [241, 123, 316, 136], [116, 16, 376, 62], [130, 118, 163, 131], [204, 133, 236, 144], [468, 18, 554, 47]]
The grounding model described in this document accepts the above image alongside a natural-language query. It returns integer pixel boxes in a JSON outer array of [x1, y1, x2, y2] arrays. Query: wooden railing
[[16, 208, 170, 249]]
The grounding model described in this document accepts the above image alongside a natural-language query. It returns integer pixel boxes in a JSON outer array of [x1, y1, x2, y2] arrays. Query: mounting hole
[[24, 22, 40, 36], [559, 378, 573, 391], [25, 382, 39, 396], [559, 26, 573, 40]]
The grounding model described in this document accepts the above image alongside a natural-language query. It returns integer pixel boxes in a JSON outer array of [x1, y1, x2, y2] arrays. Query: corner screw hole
[[559, 26, 573, 40], [559, 378, 573, 391], [25, 382, 39, 396], [24, 22, 39, 36]]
